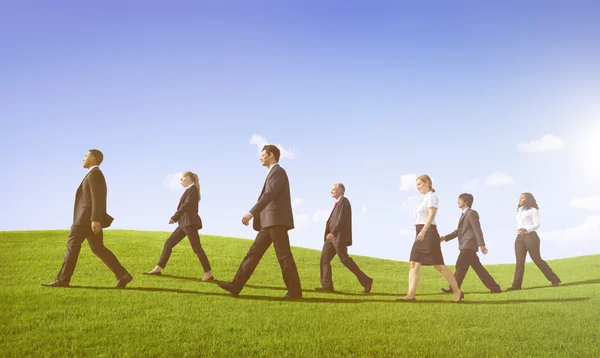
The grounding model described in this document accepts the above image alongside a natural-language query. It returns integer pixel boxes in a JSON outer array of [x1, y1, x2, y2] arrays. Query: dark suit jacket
[[324, 196, 352, 246], [249, 164, 294, 231], [73, 167, 114, 228], [443, 208, 485, 251], [171, 185, 203, 229]]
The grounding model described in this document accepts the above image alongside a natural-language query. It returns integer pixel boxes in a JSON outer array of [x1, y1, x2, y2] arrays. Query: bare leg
[[403, 261, 421, 300], [435, 264, 463, 301]]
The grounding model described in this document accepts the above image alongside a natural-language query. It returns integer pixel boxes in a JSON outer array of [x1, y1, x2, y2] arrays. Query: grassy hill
[[1, 230, 599, 357]]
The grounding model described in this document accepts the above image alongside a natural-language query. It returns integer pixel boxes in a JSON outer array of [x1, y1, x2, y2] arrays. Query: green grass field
[[2, 230, 599, 357]]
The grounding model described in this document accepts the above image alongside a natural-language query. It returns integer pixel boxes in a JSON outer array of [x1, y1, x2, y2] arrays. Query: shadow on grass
[[62, 285, 592, 305], [149, 274, 398, 297]]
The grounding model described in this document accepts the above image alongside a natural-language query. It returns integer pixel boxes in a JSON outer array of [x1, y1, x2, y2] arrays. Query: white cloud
[[312, 209, 330, 223], [484, 172, 515, 186], [294, 214, 311, 230], [401, 196, 421, 213], [163, 172, 182, 190], [518, 134, 566, 153], [250, 134, 298, 159], [541, 216, 600, 243], [399, 229, 414, 237], [463, 178, 481, 190], [571, 195, 600, 211], [292, 197, 304, 208], [398, 173, 417, 191]]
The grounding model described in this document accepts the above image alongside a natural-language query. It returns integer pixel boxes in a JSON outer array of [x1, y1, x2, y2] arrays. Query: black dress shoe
[[551, 281, 560, 286], [506, 286, 521, 291], [441, 287, 453, 294], [41, 280, 69, 287], [215, 280, 239, 297], [363, 277, 373, 293], [116, 273, 133, 288], [455, 291, 465, 302], [282, 293, 302, 300], [490, 288, 503, 293], [315, 286, 334, 292]]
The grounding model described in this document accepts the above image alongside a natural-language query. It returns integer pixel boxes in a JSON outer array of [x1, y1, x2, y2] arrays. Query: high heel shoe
[[455, 291, 464, 302]]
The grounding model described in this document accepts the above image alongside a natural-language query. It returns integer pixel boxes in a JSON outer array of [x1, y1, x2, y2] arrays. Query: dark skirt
[[409, 224, 444, 265]]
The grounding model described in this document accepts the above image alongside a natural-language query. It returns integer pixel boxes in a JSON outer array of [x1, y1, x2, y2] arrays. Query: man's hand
[[169, 219, 175, 224], [91, 221, 102, 235], [517, 228, 527, 235], [326, 233, 334, 240], [480, 245, 488, 255], [242, 213, 253, 226], [440, 235, 445, 242]]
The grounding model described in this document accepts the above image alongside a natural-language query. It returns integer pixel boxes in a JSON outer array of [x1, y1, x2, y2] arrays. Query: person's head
[[416, 174, 435, 194], [82, 149, 103, 168], [260, 144, 280, 167], [518, 192, 538, 210], [458, 193, 474, 209], [181, 171, 201, 198], [331, 183, 345, 199]]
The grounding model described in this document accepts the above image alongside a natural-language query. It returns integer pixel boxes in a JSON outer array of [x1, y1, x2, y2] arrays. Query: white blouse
[[414, 191, 438, 225], [516, 207, 540, 232]]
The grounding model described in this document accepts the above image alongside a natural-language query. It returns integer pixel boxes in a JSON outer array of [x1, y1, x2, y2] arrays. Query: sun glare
[[579, 121, 600, 178]]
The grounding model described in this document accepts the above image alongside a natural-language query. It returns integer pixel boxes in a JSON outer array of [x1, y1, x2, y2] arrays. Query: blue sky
[[1, 1, 599, 265]]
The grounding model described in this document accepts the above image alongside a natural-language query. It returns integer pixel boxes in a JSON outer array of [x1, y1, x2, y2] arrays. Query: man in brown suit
[[316, 183, 373, 293], [440, 193, 501, 293], [42, 149, 133, 288], [215, 145, 302, 299]]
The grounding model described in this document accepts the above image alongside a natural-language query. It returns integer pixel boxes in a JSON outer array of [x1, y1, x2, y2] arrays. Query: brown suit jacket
[[324, 196, 352, 246], [443, 208, 486, 251], [72, 167, 114, 228], [171, 185, 203, 229], [249, 164, 294, 231]]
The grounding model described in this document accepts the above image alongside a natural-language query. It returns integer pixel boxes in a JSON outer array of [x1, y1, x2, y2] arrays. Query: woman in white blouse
[[400, 175, 463, 302], [508, 193, 561, 290]]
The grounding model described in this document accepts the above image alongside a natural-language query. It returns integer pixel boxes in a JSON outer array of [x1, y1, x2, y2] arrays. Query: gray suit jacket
[[443, 208, 485, 251], [324, 196, 352, 246], [249, 164, 294, 231]]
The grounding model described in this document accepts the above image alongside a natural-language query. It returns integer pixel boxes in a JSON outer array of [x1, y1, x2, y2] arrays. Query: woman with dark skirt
[[399, 174, 463, 302], [507, 192, 561, 290], [146, 171, 213, 281]]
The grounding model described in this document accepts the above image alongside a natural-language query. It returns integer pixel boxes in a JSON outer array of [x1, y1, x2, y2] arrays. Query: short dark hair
[[89, 149, 104, 165], [262, 145, 280, 162], [458, 193, 474, 208]]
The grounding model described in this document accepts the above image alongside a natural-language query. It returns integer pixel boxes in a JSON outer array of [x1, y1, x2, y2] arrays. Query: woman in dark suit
[[146, 171, 213, 281], [507, 192, 560, 290]]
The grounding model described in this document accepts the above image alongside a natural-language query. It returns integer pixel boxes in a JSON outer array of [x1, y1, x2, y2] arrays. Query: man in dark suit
[[215, 144, 302, 299], [440, 193, 501, 293], [42, 149, 133, 288], [316, 183, 373, 293]]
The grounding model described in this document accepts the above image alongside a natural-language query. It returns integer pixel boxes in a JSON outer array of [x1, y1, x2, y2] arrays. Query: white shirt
[[184, 182, 194, 190], [516, 207, 540, 232], [266, 163, 278, 178], [88, 165, 99, 172], [414, 191, 438, 225], [335, 195, 343, 203]]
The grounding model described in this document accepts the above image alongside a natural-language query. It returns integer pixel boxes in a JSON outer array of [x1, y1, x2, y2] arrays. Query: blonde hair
[[182, 171, 201, 200], [416, 174, 435, 192]]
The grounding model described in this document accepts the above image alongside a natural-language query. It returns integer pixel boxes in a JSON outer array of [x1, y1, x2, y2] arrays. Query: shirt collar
[[88, 165, 99, 172], [336, 195, 343, 202], [184, 182, 194, 190]]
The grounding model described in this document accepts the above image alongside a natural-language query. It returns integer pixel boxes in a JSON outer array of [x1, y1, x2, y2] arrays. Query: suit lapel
[[458, 208, 470, 227]]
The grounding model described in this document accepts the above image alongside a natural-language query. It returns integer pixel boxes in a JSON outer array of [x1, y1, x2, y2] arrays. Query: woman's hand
[[416, 229, 426, 241]]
